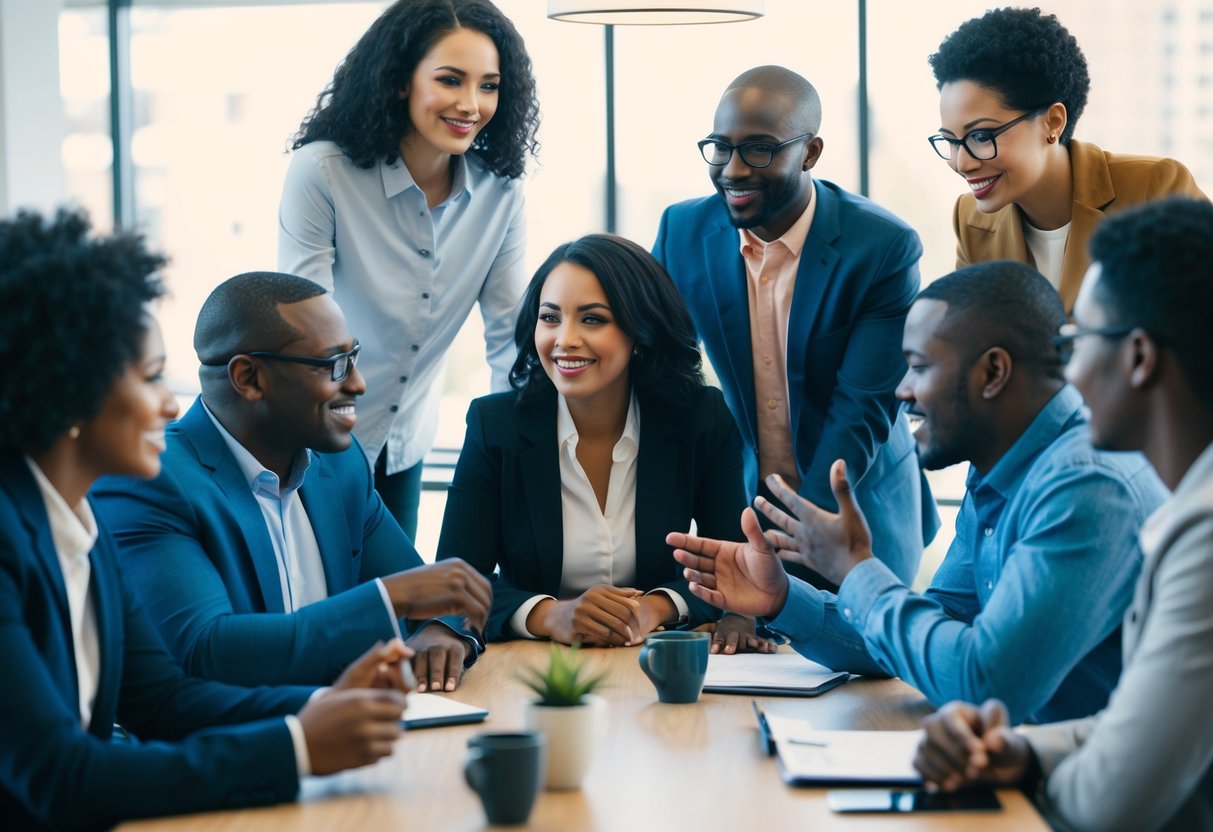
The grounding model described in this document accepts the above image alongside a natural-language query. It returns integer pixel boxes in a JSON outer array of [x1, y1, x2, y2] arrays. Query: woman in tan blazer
[[927, 7, 1205, 311]]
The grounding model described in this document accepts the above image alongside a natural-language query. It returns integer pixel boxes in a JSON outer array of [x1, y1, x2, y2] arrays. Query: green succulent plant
[[519, 642, 607, 707]]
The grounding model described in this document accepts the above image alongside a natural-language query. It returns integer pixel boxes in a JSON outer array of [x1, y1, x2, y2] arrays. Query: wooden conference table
[[119, 641, 1046, 831]]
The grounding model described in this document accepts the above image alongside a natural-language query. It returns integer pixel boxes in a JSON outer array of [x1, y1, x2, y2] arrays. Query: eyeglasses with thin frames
[[203, 341, 362, 382], [698, 133, 814, 169], [1053, 323, 1136, 365], [928, 109, 1043, 162]]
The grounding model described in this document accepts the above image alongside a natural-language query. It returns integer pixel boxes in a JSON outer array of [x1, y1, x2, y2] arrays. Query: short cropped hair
[[0, 209, 165, 453], [918, 260, 1067, 378], [726, 65, 822, 135], [510, 234, 704, 411], [194, 271, 327, 366], [1089, 197, 1213, 407], [292, 0, 539, 179], [929, 7, 1089, 145]]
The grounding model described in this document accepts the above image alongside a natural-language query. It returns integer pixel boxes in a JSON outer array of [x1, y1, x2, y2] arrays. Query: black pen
[[751, 700, 776, 756]]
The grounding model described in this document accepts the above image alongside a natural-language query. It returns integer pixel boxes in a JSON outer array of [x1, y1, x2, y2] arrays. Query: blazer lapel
[[86, 535, 122, 735], [1059, 140, 1116, 311], [1, 456, 73, 631], [299, 457, 354, 595], [702, 215, 757, 440], [518, 397, 565, 595], [633, 402, 678, 588], [179, 401, 286, 613], [787, 181, 841, 441]]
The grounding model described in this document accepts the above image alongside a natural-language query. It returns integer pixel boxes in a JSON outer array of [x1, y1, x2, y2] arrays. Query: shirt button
[[983, 527, 994, 537], [843, 608, 852, 621], [760, 275, 770, 285], [389, 405, 399, 413], [399, 375, 408, 383], [986, 581, 993, 590], [767, 399, 777, 409], [421, 292, 430, 299], [764, 355, 772, 366], [418, 248, 431, 257], [411, 344, 420, 352]]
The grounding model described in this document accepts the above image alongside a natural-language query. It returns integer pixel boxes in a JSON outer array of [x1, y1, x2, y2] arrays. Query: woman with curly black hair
[[928, 6, 1205, 311], [435, 235, 748, 645], [0, 209, 417, 828], [279, 0, 540, 539]]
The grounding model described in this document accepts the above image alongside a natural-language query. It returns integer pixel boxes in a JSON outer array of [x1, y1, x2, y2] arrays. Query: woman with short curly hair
[[928, 6, 1205, 311], [279, 0, 540, 538]]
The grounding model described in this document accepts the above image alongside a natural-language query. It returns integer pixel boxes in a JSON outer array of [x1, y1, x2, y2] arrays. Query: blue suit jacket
[[653, 181, 939, 582], [92, 399, 460, 687], [0, 453, 309, 830], [436, 386, 747, 641]]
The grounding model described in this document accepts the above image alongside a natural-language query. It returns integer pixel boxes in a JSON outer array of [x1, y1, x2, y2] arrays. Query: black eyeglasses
[[204, 341, 362, 381], [1053, 323, 1135, 365], [928, 109, 1042, 161], [697, 133, 813, 168]]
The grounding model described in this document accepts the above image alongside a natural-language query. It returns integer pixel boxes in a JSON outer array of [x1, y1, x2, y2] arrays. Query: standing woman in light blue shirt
[[279, 0, 539, 539]]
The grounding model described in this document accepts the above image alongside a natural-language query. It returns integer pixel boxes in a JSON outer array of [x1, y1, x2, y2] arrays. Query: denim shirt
[[766, 385, 1167, 724]]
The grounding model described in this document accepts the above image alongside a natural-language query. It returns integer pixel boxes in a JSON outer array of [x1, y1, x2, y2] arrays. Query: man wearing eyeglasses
[[93, 272, 491, 693], [653, 65, 937, 650]]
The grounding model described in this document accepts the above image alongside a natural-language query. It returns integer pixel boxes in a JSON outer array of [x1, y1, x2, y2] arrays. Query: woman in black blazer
[[437, 234, 747, 644]]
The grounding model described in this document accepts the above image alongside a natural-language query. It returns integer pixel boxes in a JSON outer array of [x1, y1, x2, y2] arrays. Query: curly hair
[[292, 0, 538, 178], [1090, 197, 1213, 408], [929, 7, 1090, 144], [0, 209, 165, 453], [510, 234, 705, 412]]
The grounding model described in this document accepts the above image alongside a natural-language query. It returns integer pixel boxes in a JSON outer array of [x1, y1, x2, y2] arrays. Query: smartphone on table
[[827, 788, 1002, 813]]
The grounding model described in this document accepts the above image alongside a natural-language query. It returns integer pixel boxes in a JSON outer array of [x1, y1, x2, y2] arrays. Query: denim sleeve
[[838, 459, 1143, 723]]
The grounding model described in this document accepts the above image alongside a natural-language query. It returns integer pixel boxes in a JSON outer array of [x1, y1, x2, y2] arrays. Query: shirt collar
[[381, 152, 475, 202], [966, 385, 1086, 500], [24, 456, 98, 564], [556, 391, 640, 461], [737, 180, 816, 260], [202, 402, 312, 498]]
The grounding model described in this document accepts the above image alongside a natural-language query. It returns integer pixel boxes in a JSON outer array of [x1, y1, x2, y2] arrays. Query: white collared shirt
[[510, 394, 688, 636], [25, 457, 101, 729]]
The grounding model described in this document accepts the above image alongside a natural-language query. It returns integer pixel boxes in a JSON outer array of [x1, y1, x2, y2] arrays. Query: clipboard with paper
[[763, 712, 923, 786], [703, 651, 849, 697]]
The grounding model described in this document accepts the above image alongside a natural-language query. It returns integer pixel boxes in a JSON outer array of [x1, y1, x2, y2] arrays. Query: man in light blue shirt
[[670, 261, 1167, 724]]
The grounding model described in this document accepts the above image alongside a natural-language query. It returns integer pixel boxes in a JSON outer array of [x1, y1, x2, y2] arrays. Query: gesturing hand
[[529, 586, 643, 646], [667, 507, 790, 618], [331, 638, 414, 693], [914, 699, 1032, 793], [298, 688, 408, 776], [756, 460, 874, 586], [384, 558, 492, 634]]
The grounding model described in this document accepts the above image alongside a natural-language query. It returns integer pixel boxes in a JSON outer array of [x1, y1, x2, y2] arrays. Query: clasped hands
[[668, 460, 875, 618], [913, 699, 1033, 793], [527, 586, 676, 647]]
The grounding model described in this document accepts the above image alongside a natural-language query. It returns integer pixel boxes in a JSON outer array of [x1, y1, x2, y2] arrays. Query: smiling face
[[707, 86, 817, 241], [896, 299, 987, 471], [533, 261, 633, 410], [77, 317, 179, 481], [401, 27, 500, 160], [937, 80, 1052, 215], [256, 295, 366, 456]]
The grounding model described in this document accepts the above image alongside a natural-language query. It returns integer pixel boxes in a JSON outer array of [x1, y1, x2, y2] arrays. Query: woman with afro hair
[[279, 0, 540, 539], [928, 6, 1205, 311]]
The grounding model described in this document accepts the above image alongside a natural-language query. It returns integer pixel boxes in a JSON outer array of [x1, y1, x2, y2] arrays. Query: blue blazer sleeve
[[92, 426, 428, 686]]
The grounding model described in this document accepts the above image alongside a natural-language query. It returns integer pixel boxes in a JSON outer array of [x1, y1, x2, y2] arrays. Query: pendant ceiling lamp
[[547, 1, 764, 26]]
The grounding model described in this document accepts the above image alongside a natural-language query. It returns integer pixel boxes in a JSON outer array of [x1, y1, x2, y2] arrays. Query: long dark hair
[[510, 234, 704, 411], [292, 0, 539, 178]]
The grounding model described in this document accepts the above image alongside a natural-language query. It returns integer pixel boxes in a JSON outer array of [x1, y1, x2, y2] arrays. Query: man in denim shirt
[[670, 261, 1166, 724]]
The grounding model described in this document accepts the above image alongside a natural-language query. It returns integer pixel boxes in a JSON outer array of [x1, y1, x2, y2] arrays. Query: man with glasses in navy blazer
[[653, 66, 937, 633]]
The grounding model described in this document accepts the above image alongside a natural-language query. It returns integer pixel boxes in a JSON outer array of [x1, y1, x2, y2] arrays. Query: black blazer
[[437, 385, 747, 641]]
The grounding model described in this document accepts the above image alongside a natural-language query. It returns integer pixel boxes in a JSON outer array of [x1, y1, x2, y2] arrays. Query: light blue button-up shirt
[[278, 141, 526, 474], [766, 385, 1167, 724]]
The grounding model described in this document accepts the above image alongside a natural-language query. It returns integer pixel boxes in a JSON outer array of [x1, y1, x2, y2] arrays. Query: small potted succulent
[[519, 642, 608, 790]]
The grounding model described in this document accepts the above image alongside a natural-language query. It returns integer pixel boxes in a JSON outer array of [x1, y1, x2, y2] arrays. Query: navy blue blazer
[[436, 386, 747, 641], [0, 453, 309, 830], [92, 399, 459, 687], [653, 180, 939, 582]]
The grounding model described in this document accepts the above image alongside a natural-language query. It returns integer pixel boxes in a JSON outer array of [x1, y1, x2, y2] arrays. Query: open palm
[[668, 508, 790, 617]]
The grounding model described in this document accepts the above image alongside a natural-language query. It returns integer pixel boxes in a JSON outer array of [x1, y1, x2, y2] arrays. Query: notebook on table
[[401, 692, 489, 729], [702, 651, 849, 697], [763, 712, 923, 786]]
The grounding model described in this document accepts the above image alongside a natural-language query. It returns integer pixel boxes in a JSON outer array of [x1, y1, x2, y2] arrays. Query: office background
[[6, 0, 1209, 568]]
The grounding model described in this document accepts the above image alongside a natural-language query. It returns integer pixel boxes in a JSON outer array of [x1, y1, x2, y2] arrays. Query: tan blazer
[[952, 139, 1206, 310]]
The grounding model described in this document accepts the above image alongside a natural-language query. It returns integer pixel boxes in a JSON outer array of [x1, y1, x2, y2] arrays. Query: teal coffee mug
[[464, 731, 546, 825], [638, 631, 710, 703]]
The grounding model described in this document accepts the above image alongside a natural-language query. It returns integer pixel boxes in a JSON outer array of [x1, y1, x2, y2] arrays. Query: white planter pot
[[522, 694, 607, 791]]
